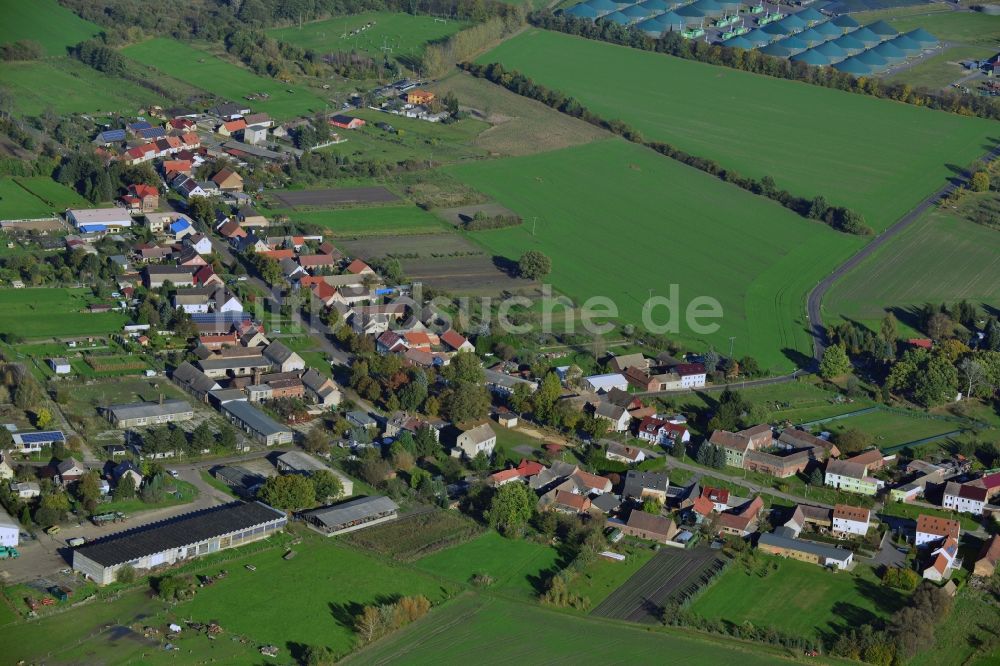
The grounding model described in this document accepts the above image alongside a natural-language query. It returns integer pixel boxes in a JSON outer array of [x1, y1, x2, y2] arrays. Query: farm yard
[[122, 38, 330, 120], [345, 595, 812, 665], [331, 109, 489, 164], [0, 289, 128, 339], [448, 139, 863, 372], [268, 12, 466, 59], [826, 208, 1000, 329], [477, 29, 997, 229], [0, 0, 101, 56], [591, 547, 725, 623], [691, 557, 908, 641]]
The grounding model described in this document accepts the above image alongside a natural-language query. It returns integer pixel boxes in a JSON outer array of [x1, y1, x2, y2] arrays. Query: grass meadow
[[0, 0, 101, 56], [448, 139, 863, 372], [692, 558, 907, 641], [15, 177, 90, 209], [345, 594, 822, 665], [414, 530, 561, 600], [0, 178, 53, 219], [123, 38, 330, 120], [852, 6, 1000, 46], [268, 12, 465, 58], [478, 29, 998, 230], [825, 207, 1000, 328], [0, 289, 127, 338], [0, 57, 166, 117]]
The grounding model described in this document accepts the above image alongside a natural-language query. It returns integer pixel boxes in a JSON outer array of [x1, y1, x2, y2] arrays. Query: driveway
[[871, 530, 907, 570]]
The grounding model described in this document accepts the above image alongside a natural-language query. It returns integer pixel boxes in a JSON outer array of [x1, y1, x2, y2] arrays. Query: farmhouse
[[974, 535, 1000, 577], [329, 114, 365, 130], [594, 402, 631, 433], [710, 424, 773, 468], [637, 416, 690, 446], [73, 501, 286, 585], [622, 470, 669, 503], [56, 458, 87, 485], [942, 482, 987, 515], [113, 460, 143, 488], [584, 373, 629, 394], [615, 509, 678, 544], [743, 448, 811, 479], [778, 428, 841, 459], [783, 504, 833, 536], [221, 400, 293, 446], [485, 368, 538, 397], [673, 363, 707, 388], [405, 89, 435, 105], [107, 400, 194, 429], [11, 430, 65, 453], [824, 459, 879, 496], [10, 481, 40, 499], [171, 362, 221, 401], [717, 496, 764, 537], [831, 504, 871, 537], [263, 341, 305, 373], [212, 168, 244, 193], [144, 266, 194, 288], [453, 423, 497, 460], [915, 514, 961, 548], [301, 369, 341, 407], [489, 459, 545, 487], [67, 208, 134, 232], [605, 441, 645, 464], [923, 536, 960, 582], [0, 505, 18, 548], [758, 527, 854, 570], [301, 496, 399, 536]]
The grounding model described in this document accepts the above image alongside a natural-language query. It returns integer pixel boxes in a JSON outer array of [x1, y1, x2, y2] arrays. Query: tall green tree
[[819, 344, 852, 379], [486, 482, 534, 537], [257, 474, 315, 510]]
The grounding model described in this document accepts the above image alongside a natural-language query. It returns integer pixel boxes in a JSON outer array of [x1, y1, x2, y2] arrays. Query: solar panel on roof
[[129, 121, 152, 130], [100, 129, 126, 141], [18, 431, 65, 443]]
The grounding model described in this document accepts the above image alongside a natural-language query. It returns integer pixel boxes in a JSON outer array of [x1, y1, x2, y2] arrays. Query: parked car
[[67, 537, 86, 547], [45, 525, 61, 535]]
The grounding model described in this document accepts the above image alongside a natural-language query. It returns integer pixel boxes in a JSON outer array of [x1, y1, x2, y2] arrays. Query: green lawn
[[879, 501, 981, 533], [180, 539, 457, 658], [329, 109, 489, 164], [0, 288, 128, 338], [826, 207, 1000, 326], [414, 530, 561, 600], [0, 0, 101, 56], [821, 409, 961, 450], [886, 45, 996, 91], [448, 139, 862, 372], [346, 594, 827, 665], [692, 558, 907, 640], [16, 177, 90, 209], [0, 57, 167, 117], [285, 204, 450, 236], [96, 480, 198, 516], [268, 11, 466, 58], [572, 544, 657, 610], [122, 38, 331, 120], [477, 29, 997, 230]]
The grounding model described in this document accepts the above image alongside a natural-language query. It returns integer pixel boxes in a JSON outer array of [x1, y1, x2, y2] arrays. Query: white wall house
[[942, 482, 986, 515], [831, 505, 870, 537]]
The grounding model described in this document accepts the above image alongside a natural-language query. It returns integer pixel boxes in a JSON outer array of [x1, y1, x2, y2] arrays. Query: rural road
[[663, 457, 833, 509], [806, 142, 1000, 363]]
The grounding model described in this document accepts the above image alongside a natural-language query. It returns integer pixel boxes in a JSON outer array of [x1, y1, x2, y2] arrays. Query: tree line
[[461, 61, 870, 234], [529, 11, 1000, 123]]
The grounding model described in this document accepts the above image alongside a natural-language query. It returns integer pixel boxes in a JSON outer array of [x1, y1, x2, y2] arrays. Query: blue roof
[[127, 121, 152, 131], [15, 430, 65, 443], [79, 224, 107, 233], [602, 10, 631, 23], [638, 16, 667, 33], [812, 20, 842, 37], [189, 312, 252, 324], [566, 3, 600, 17], [98, 129, 126, 142], [622, 4, 651, 18], [169, 219, 193, 233], [138, 127, 166, 140]]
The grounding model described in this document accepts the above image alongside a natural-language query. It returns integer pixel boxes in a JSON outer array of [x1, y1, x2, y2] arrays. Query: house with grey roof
[[263, 341, 305, 373], [107, 399, 194, 429], [301, 496, 398, 536], [172, 362, 221, 401], [453, 423, 497, 460], [221, 400, 292, 446]]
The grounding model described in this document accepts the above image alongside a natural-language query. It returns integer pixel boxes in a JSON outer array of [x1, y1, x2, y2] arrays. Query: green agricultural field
[[269, 11, 465, 59], [448, 139, 863, 372], [0, 288, 127, 338], [123, 38, 330, 120], [0, 57, 166, 116], [825, 208, 1000, 327], [909, 587, 1000, 666], [321, 111, 489, 165], [0, 0, 101, 56], [346, 594, 825, 665], [16, 177, 90, 209], [180, 540, 456, 658], [0, 178, 51, 219], [478, 29, 997, 229], [414, 530, 561, 599], [287, 204, 450, 236], [692, 558, 907, 640]]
